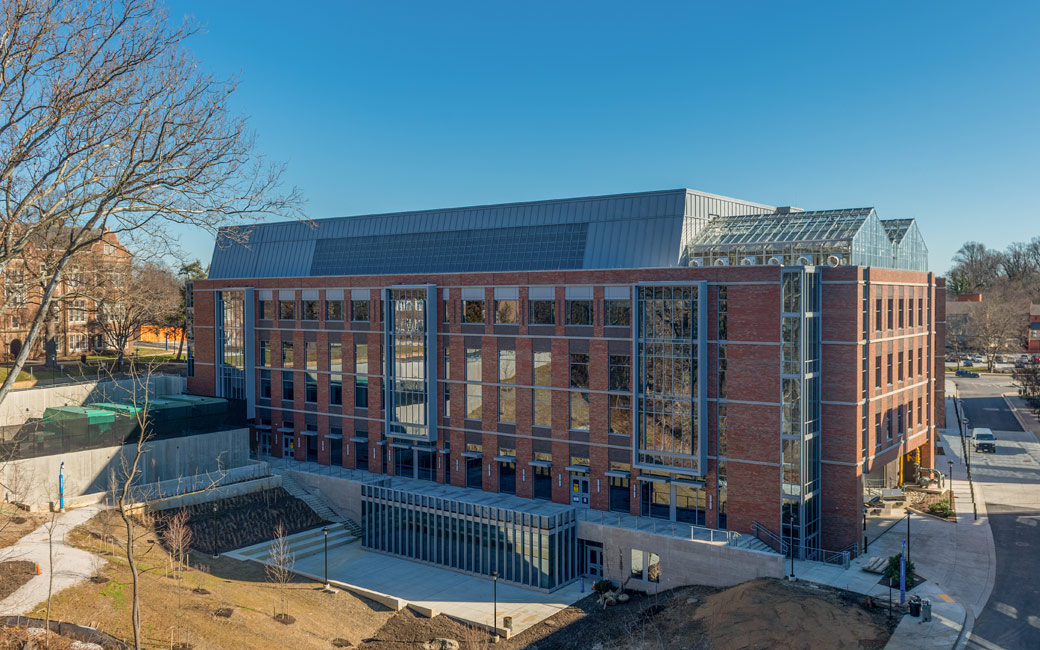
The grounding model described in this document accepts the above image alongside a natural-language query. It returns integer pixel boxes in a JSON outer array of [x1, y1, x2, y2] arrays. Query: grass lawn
[[33, 512, 393, 650]]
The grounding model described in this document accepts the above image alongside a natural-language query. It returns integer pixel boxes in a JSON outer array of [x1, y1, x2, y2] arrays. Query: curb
[[1001, 393, 1031, 433], [953, 603, 974, 650]]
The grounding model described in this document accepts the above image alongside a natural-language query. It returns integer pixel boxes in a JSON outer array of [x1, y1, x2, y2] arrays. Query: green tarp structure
[[159, 394, 228, 416]]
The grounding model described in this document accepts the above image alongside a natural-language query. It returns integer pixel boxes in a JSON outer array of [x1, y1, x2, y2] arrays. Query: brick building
[[189, 189, 943, 588], [1, 230, 132, 362]]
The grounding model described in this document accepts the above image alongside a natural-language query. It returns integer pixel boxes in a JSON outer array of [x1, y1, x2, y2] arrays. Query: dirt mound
[[690, 579, 891, 650]]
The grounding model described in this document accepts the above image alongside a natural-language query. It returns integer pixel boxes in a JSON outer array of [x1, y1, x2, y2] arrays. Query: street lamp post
[[947, 459, 954, 495], [323, 526, 329, 588], [863, 510, 868, 553], [491, 571, 499, 640], [58, 461, 65, 512], [905, 508, 911, 564], [787, 511, 795, 579]]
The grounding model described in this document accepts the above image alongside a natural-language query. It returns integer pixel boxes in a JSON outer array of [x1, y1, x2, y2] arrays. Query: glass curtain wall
[[385, 286, 438, 442], [780, 268, 822, 559], [362, 484, 577, 590], [634, 284, 707, 475], [216, 290, 245, 399]]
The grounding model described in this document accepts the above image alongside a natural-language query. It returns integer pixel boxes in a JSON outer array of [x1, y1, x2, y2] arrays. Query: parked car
[[962, 359, 973, 367], [956, 369, 980, 378], [972, 428, 996, 453]]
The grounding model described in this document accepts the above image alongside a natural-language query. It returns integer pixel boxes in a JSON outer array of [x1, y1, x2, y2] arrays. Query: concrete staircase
[[731, 533, 779, 554], [228, 524, 358, 563], [280, 473, 363, 537]]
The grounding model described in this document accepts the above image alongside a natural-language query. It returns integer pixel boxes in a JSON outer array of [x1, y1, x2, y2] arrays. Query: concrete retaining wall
[[3, 427, 251, 506], [134, 474, 281, 514], [0, 375, 186, 425], [577, 520, 784, 590]]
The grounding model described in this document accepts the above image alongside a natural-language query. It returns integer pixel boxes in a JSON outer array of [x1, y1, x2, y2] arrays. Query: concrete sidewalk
[[0, 505, 104, 615], [792, 397, 995, 649]]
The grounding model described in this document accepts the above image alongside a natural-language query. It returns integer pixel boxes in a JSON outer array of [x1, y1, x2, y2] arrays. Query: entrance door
[[283, 433, 294, 458], [259, 431, 271, 456], [586, 545, 603, 578], [570, 474, 590, 507]]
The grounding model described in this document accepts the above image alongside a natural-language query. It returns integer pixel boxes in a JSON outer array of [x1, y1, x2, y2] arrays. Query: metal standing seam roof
[[209, 189, 774, 279], [686, 208, 877, 248]]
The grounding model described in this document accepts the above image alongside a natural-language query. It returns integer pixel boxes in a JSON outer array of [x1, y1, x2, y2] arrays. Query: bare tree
[[265, 522, 295, 624], [87, 261, 180, 365], [162, 507, 192, 574], [949, 242, 1003, 294], [0, 0, 303, 407]]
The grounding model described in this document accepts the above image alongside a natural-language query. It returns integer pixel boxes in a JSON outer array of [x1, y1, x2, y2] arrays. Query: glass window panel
[[605, 299, 630, 326], [529, 300, 555, 325], [495, 300, 518, 324], [570, 392, 590, 430], [463, 300, 485, 323]]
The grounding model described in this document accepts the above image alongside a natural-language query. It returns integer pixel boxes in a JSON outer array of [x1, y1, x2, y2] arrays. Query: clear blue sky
[[166, 0, 1040, 275]]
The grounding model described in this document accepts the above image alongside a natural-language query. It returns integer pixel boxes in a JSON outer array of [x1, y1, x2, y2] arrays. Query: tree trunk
[[175, 332, 185, 361], [121, 508, 143, 650]]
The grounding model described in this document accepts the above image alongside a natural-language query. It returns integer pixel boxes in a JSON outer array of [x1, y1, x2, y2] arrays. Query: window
[[569, 353, 589, 389], [466, 345, 482, 419], [897, 351, 903, 382], [282, 371, 294, 400], [351, 299, 370, 321], [609, 355, 630, 391], [326, 300, 344, 320], [609, 395, 631, 435], [533, 350, 551, 427], [330, 375, 342, 405], [875, 356, 882, 389], [898, 298, 904, 329], [566, 299, 592, 325], [443, 347, 451, 418], [609, 466, 630, 512], [887, 353, 893, 385], [499, 349, 516, 423], [303, 300, 319, 321], [442, 295, 450, 323], [259, 300, 271, 319], [908, 294, 915, 328], [68, 300, 87, 323], [529, 299, 555, 325], [282, 342, 294, 367], [887, 298, 893, 330], [330, 343, 342, 371], [355, 342, 368, 408], [718, 343, 728, 399], [533, 463, 552, 500], [570, 392, 590, 430], [717, 286, 728, 340], [259, 340, 270, 366], [259, 370, 271, 399], [279, 299, 295, 320], [605, 299, 630, 327], [305, 372, 318, 403], [495, 299, 518, 324], [875, 298, 882, 331], [306, 341, 317, 369], [907, 350, 913, 378], [630, 550, 644, 580], [917, 397, 923, 425], [875, 412, 882, 447], [908, 401, 914, 432], [917, 349, 923, 378], [463, 299, 485, 323]]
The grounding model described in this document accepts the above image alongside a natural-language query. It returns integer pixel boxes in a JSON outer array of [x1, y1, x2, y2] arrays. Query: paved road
[[952, 376, 1040, 650]]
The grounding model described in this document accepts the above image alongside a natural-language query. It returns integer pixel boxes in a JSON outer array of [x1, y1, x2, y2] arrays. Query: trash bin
[[908, 595, 922, 617], [921, 599, 932, 622]]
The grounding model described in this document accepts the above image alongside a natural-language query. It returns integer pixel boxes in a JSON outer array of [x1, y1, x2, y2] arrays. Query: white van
[[972, 427, 996, 453]]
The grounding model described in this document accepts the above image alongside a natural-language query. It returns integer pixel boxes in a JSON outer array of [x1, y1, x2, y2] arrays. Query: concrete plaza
[[226, 527, 586, 637]]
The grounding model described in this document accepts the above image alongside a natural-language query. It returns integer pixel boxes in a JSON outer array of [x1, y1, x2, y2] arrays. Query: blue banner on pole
[[899, 539, 907, 605]]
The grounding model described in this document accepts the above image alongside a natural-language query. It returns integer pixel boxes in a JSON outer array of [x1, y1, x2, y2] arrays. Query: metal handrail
[[751, 520, 789, 555]]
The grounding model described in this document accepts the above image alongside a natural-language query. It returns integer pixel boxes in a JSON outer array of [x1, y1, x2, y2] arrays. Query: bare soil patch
[[357, 578, 896, 650], [0, 510, 44, 549], [29, 511, 394, 649], [0, 625, 80, 649], [0, 561, 36, 600]]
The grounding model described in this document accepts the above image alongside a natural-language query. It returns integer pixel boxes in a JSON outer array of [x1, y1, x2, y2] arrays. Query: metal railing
[[820, 543, 857, 569], [751, 520, 789, 555], [574, 508, 738, 544]]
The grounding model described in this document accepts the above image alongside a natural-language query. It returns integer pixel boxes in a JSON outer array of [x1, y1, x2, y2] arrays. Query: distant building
[[1029, 303, 1040, 354], [0, 230, 132, 362], [188, 189, 942, 589]]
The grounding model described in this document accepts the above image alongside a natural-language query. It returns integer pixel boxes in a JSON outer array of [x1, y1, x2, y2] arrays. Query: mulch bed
[[0, 561, 36, 601]]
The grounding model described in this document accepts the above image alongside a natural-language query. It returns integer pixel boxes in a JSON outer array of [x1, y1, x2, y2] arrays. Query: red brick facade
[[190, 264, 942, 554]]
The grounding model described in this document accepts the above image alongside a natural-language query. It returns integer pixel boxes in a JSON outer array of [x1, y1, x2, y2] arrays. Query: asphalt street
[[955, 375, 1040, 650]]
